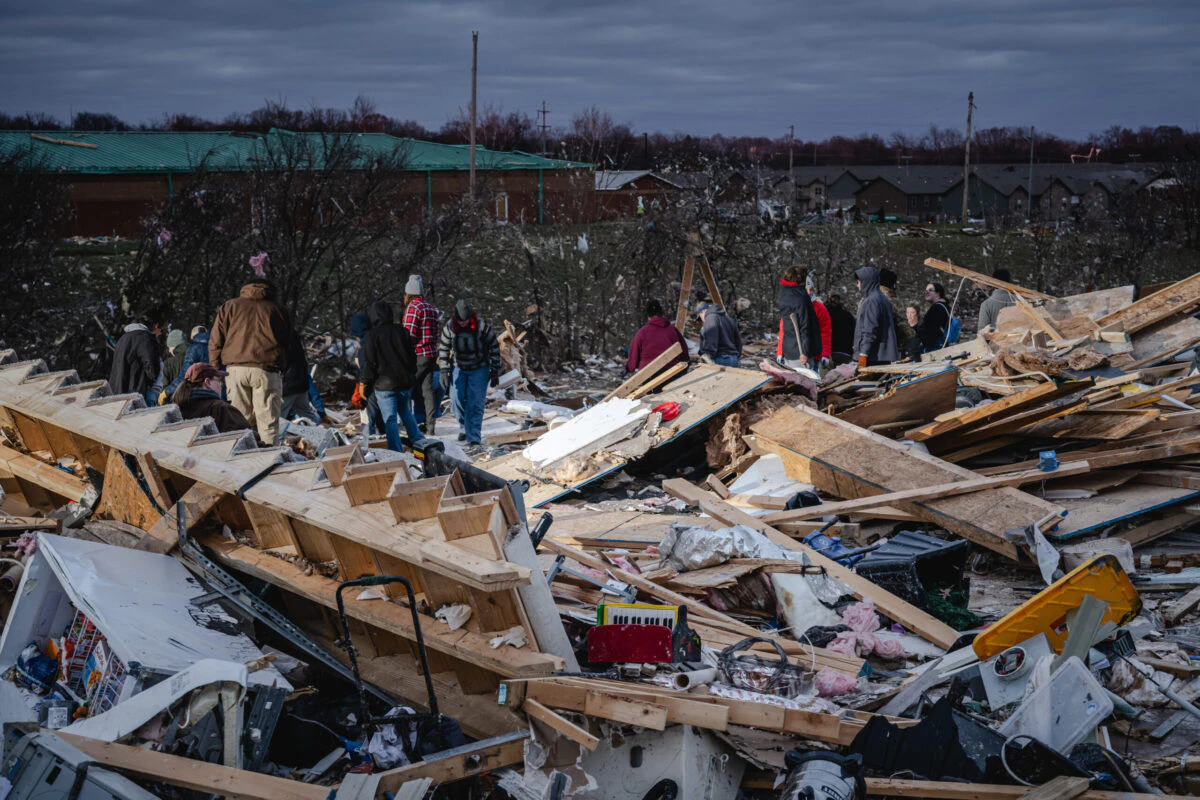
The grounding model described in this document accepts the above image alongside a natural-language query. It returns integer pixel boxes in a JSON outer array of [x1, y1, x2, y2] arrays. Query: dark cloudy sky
[[3, 0, 1197, 139]]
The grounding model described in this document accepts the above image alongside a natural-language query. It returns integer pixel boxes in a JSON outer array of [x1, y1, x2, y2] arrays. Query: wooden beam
[[763, 461, 1089, 524], [661, 478, 960, 649], [0, 444, 89, 503], [523, 698, 599, 750], [484, 426, 548, 446], [924, 258, 1052, 300], [751, 405, 1057, 560], [1113, 509, 1197, 548], [135, 451, 174, 511], [903, 379, 1078, 441], [697, 252, 725, 310], [864, 778, 1181, 800], [199, 533, 559, 677], [1164, 585, 1200, 625], [1013, 294, 1065, 340], [1019, 777, 1091, 800], [675, 235, 699, 331], [57, 733, 329, 800], [374, 733, 528, 794], [604, 342, 684, 401], [628, 361, 688, 399], [135, 481, 225, 553], [1095, 271, 1200, 334]]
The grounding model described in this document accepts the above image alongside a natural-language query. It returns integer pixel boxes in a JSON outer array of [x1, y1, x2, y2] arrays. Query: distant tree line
[[2, 96, 1198, 168]]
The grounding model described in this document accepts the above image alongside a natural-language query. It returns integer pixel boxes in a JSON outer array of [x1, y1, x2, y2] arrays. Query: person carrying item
[[164, 325, 210, 398], [626, 300, 689, 373], [171, 362, 253, 434], [402, 274, 441, 436], [853, 266, 899, 367], [109, 314, 163, 406], [209, 281, 292, 445], [777, 267, 822, 371], [696, 303, 742, 367], [978, 268, 1017, 331], [825, 293, 857, 365], [281, 330, 320, 424], [806, 274, 833, 366], [437, 300, 500, 445], [361, 300, 422, 451]]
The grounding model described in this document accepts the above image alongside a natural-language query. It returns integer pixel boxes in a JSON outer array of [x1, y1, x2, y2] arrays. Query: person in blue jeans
[[360, 300, 422, 451], [438, 300, 501, 444], [696, 303, 742, 368]]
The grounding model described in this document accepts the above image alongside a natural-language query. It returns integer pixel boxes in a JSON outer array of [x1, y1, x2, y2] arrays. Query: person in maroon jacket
[[626, 300, 690, 374]]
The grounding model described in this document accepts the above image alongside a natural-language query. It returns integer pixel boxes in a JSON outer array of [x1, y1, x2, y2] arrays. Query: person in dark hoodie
[[281, 330, 320, 424], [626, 300, 689, 373], [777, 267, 822, 371], [109, 314, 162, 406], [825, 294, 857, 365], [164, 326, 210, 398], [171, 362, 253, 435], [437, 300, 501, 445], [209, 282, 291, 444], [697, 304, 742, 367], [349, 311, 386, 436], [361, 300, 422, 451], [852, 267, 899, 367]]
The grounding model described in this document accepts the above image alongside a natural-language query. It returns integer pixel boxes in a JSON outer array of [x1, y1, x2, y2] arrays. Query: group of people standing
[[108, 272, 502, 453]]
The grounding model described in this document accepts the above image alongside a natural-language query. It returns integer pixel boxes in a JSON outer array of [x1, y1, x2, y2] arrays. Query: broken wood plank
[[586, 689, 668, 729], [0, 444, 89, 502], [763, 461, 1089, 524], [628, 360, 688, 399], [865, 778, 1182, 800], [924, 258, 1053, 300], [661, 478, 960, 649], [1095, 271, 1200, 334], [1164, 585, 1200, 625], [1018, 776, 1091, 800], [484, 426, 548, 446], [134, 481, 225, 553], [604, 340, 685, 401], [675, 239, 698, 332], [135, 451, 173, 511], [838, 367, 958, 430], [1014, 294, 1065, 340], [58, 733, 328, 800], [751, 405, 1060, 559], [374, 732, 527, 793], [523, 698, 599, 750]]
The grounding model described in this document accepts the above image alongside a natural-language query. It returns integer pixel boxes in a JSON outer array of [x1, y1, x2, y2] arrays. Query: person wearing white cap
[[402, 274, 441, 436]]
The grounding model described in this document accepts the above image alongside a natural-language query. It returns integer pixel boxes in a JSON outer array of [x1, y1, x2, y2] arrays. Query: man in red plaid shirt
[[402, 275, 441, 435]]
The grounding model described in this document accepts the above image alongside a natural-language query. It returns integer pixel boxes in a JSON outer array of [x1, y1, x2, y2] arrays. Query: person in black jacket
[[778, 267, 822, 371], [361, 300, 422, 451], [109, 315, 163, 406], [281, 331, 320, 424], [825, 294, 857, 365], [915, 282, 952, 354]]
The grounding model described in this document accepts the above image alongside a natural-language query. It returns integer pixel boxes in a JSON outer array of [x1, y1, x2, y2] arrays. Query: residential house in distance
[[592, 170, 680, 219]]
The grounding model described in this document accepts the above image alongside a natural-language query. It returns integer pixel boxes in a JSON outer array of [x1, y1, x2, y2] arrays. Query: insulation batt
[[814, 667, 857, 697], [827, 599, 906, 659]]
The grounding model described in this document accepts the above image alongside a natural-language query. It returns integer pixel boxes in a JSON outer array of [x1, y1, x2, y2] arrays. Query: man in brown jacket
[[209, 282, 292, 444]]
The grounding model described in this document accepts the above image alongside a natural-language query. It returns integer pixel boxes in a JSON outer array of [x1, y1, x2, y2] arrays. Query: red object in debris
[[652, 401, 681, 421], [588, 624, 674, 663]]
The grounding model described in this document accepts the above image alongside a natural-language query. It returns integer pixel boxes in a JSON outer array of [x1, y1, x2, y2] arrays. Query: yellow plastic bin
[[973, 554, 1141, 660]]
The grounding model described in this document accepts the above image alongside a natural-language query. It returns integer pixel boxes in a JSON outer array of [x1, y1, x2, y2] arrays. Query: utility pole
[[788, 125, 795, 206], [961, 91, 975, 224], [469, 31, 478, 199], [901, 154, 912, 175], [537, 101, 549, 156], [1027, 126, 1035, 218]]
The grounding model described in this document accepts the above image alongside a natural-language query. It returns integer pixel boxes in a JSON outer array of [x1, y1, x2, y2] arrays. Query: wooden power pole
[[961, 91, 974, 224], [469, 31, 478, 199]]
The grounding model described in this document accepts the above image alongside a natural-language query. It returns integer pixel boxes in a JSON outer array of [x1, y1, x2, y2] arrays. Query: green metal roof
[[0, 129, 590, 175]]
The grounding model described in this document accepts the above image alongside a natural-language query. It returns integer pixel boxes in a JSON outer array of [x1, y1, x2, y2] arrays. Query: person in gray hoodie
[[977, 268, 1016, 331], [697, 304, 742, 367], [852, 267, 899, 366]]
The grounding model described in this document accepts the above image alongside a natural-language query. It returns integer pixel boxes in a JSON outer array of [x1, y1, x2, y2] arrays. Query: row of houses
[[594, 163, 1174, 223], [1, 128, 1177, 235]]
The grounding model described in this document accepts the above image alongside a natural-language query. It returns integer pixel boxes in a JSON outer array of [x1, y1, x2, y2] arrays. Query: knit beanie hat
[[405, 274, 424, 296], [166, 329, 185, 349]]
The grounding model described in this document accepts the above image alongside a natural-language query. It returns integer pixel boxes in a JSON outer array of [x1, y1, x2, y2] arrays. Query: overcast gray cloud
[[1, 0, 1197, 138]]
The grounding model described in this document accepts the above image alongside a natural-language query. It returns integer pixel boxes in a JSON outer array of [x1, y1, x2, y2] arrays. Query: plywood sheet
[[1047, 483, 1200, 542], [838, 367, 958, 430]]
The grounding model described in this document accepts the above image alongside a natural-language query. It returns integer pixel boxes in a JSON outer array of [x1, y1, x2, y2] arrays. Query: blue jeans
[[375, 389, 423, 452], [365, 391, 385, 435], [144, 389, 159, 407], [453, 366, 490, 444], [713, 354, 740, 367]]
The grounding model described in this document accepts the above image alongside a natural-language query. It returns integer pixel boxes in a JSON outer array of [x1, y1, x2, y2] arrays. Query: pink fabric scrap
[[826, 599, 906, 659], [249, 252, 269, 277], [814, 667, 857, 697]]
